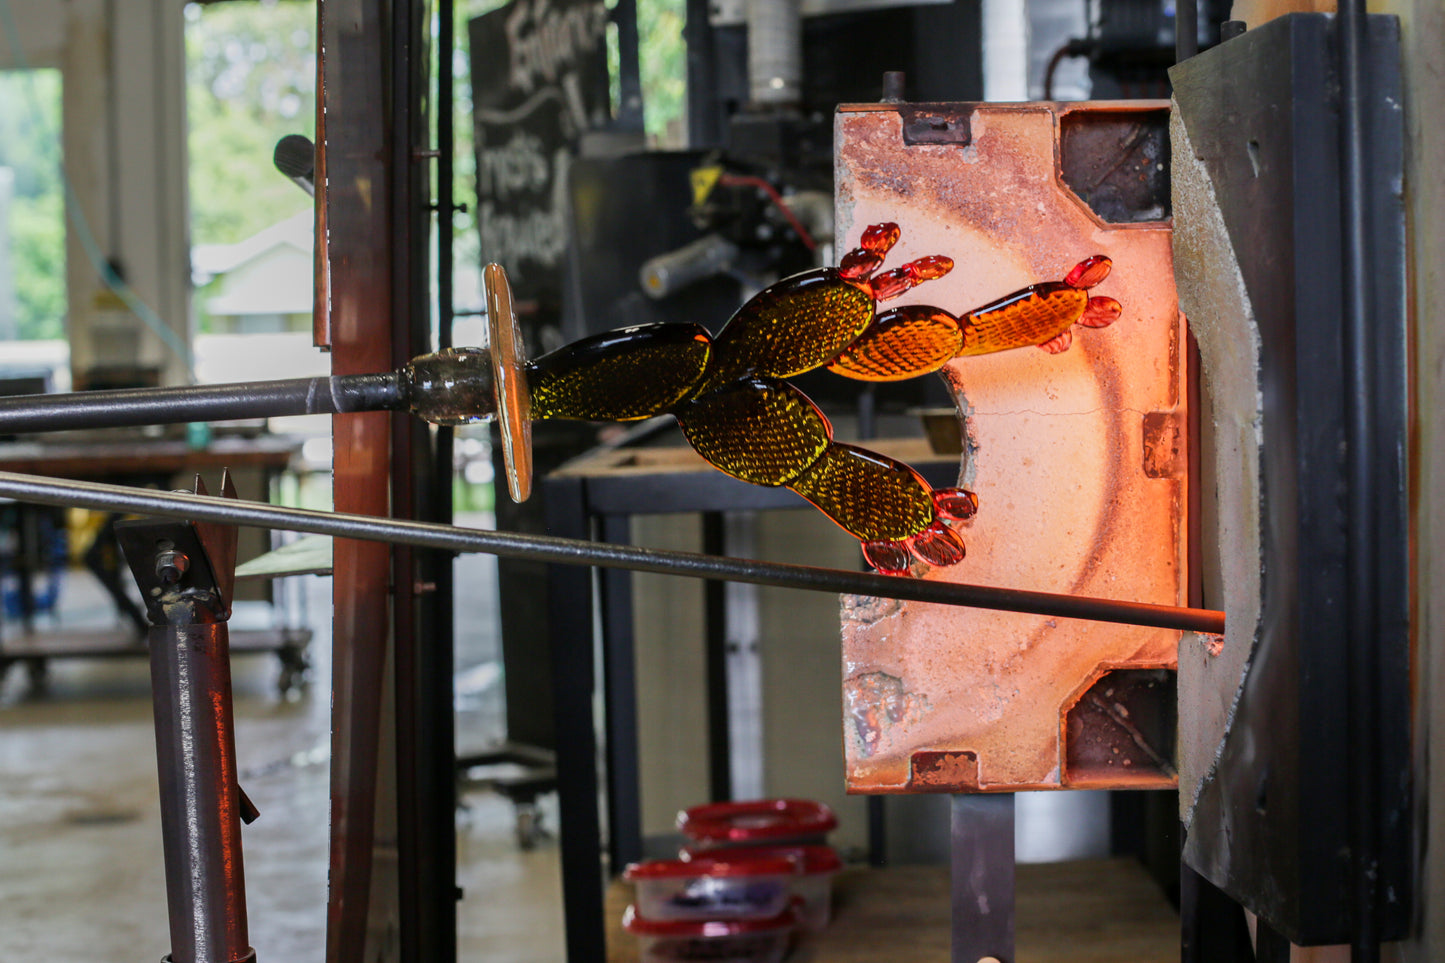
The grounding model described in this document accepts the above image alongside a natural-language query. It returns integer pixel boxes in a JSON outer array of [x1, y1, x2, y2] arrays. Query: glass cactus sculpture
[[409, 224, 1122, 575]]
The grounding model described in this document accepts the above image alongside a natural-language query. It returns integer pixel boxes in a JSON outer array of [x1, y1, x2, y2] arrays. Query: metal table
[[0, 435, 310, 692], [541, 437, 963, 959]]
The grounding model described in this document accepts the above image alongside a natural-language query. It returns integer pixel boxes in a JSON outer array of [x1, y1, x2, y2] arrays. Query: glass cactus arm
[[787, 444, 976, 574], [950, 255, 1120, 357], [675, 377, 977, 573], [827, 254, 1125, 383], [525, 323, 713, 422], [827, 305, 964, 382]]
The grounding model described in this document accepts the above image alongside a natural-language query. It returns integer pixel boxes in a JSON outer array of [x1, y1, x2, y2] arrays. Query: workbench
[[0, 434, 311, 692]]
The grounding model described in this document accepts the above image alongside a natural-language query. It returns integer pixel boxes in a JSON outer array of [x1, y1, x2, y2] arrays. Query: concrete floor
[[0, 524, 565, 961]]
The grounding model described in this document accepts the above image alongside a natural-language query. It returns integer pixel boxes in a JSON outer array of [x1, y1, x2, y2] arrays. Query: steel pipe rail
[[0, 470, 1224, 634], [0, 372, 406, 433], [150, 616, 255, 963], [1338, 0, 1382, 957]]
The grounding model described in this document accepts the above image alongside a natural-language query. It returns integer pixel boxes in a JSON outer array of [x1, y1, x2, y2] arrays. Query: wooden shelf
[[606, 858, 1178, 962]]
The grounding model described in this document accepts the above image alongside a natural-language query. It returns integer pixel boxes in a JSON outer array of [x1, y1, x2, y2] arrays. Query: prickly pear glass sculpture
[[413, 224, 1121, 575]]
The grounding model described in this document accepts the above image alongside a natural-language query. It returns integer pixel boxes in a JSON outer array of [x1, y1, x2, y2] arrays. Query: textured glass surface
[[787, 443, 936, 542], [957, 284, 1091, 356], [954, 255, 1116, 356], [694, 271, 876, 393], [527, 323, 712, 421], [676, 378, 832, 487], [827, 305, 964, 381]]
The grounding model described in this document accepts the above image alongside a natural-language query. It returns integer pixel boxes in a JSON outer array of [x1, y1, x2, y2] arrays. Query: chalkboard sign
[[469, 0, 611, 310]]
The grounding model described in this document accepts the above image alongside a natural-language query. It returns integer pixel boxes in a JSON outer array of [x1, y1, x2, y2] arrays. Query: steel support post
[[544, 475, 609, 959], [702, 512, 732, 803], [950, 793, 1015, 963], [1180, 863, 1255, 962], [117, 481, 254, 963], [599, 513, 643, 871], [149, 614, 254, 963]]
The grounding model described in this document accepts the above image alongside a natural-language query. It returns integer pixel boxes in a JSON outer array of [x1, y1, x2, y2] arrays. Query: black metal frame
[[1171, 10, 1409, 954]]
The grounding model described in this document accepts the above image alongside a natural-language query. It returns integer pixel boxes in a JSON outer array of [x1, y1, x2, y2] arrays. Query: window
[[0, 68, 66, 388]]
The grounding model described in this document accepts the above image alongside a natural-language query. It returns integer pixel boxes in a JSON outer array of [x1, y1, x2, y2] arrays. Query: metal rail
[[1338, 0, 1380, 957], [0, 373, 406, 433], [1175, 0, 1198, 61], [0, 470, 1225, 634]]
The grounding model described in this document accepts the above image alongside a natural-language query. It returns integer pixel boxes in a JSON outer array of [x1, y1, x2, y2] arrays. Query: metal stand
[[951, 793, 1015, 963], [117, 473, 256, 963], [1180, 863, 1256, 962]]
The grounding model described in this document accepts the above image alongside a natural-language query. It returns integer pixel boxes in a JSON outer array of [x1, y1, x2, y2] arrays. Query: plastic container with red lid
[[623, 854, 798, 921], [681, 844, 842, 931], [622, 904, 796, 963], [676, 798, 837, 851]]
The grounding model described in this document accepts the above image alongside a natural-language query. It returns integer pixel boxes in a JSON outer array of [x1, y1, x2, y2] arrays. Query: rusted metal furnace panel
[[837, 102, 1186, 794]]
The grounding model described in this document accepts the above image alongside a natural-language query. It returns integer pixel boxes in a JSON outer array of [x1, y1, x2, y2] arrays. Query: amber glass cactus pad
[[1080, 296, 1123, 327], [527, 323, 712, 421], [867, 255, 953, 301], [827, 305, 964, 381], [696, 271, 875, 392], [956, 283, 1090, 356], [1064, 254, 1111, 288], [838, 222, 900, 279], [677, 378, 832, 487], [787, 443, 935, 542], [933, 487, 979, 520]]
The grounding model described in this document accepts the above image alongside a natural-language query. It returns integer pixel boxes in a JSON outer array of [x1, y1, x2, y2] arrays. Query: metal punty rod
[[0, 372, 406, 433], [0, 470, 1225, 634]]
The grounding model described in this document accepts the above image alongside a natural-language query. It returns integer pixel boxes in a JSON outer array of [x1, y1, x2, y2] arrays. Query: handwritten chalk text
[[505, 0, 607, 95]]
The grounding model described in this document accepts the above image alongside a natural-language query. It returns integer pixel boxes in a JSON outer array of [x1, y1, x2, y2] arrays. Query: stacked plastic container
[[621, 799, 843, 962]]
